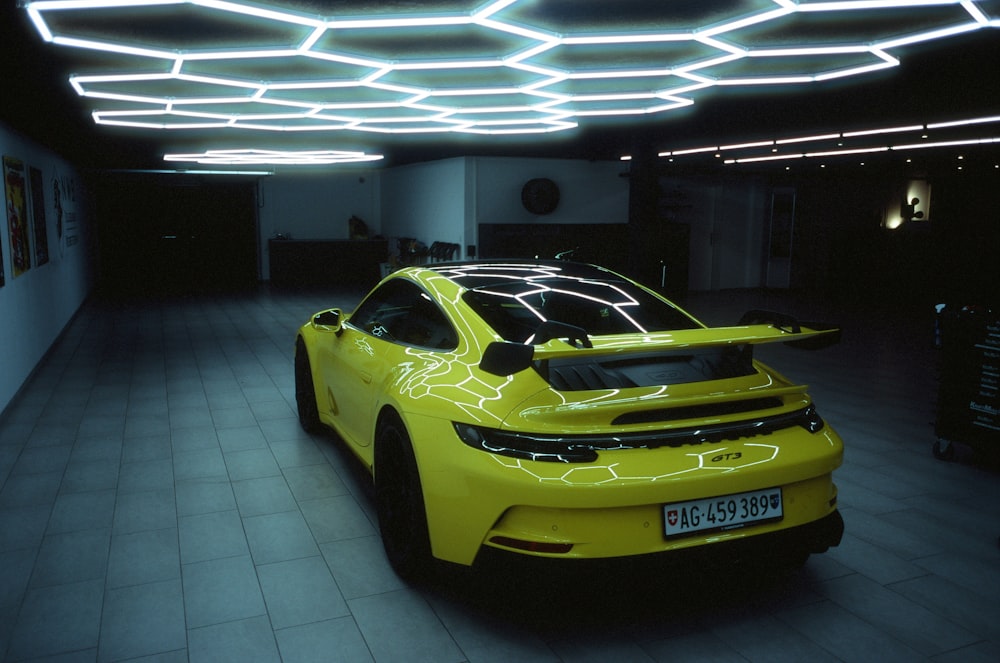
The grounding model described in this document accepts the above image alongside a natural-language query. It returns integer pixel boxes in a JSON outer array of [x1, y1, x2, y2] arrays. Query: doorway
[[95, 174, 259, 296]]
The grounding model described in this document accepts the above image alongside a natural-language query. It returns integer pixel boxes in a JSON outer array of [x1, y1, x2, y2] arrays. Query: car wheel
[[294, 338, 322, 433], [375, 414, 432, 581], [932, 438, 955, 461]]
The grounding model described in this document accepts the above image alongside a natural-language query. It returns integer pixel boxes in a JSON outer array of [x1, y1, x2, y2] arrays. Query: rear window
[[461, 274, 699, 343]]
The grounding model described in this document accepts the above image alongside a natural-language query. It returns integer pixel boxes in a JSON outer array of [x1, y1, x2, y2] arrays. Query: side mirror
[[480, 341, 534, 376], [312, 309, 343, 334]]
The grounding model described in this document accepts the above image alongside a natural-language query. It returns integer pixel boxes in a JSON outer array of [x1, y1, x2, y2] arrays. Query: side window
[[349, 279, 458, 350]]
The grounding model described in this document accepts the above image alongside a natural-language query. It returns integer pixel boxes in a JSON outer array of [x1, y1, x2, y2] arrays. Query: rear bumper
[[406, 412, 844, 566], [474, 509, 844, 573]]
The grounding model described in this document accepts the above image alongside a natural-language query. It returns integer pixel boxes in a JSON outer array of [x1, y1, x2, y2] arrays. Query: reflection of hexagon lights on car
[[453, 404, 825, 467]]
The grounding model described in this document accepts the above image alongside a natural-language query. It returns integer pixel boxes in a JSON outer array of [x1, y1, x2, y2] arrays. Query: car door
[[322, 278, 457, 451]]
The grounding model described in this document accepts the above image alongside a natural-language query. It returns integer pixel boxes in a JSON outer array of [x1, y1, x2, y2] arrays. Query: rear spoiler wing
[[737, 309, 842, 350], [480, 309, 840, 377]]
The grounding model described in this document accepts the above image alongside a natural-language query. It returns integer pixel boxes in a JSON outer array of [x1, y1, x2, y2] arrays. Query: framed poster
[[30, 166, 49, 266], [3, 156, 31, 278]]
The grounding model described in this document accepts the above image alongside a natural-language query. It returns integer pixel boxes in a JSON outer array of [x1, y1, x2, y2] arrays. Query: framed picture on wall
[[30, 166, 49, 267], [3, 155, 31, 278]]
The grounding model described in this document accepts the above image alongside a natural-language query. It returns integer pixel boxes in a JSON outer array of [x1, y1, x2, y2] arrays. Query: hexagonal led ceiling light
[[22, 0, 1000, 166], [163, 148, 384, 165]]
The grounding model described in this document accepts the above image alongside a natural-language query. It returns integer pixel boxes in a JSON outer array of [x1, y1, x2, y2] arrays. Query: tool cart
[[933, 304, 1000, 460]]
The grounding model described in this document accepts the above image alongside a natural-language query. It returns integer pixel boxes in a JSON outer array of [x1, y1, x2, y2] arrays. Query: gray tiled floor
[[1, 285, 998, 662]]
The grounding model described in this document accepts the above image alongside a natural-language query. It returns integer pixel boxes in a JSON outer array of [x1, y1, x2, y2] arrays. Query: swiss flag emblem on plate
[[666, 510, 678, 526]]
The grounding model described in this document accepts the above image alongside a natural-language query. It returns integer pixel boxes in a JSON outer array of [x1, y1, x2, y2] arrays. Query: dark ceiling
[[3, 2, 999, 173]]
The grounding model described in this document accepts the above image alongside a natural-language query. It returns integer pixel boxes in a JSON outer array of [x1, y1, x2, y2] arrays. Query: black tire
[[375, 413, 433, 581], [294, 338, 322, 433]]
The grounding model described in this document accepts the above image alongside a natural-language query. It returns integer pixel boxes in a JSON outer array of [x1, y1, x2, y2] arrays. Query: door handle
[[359, 371, 372, 384]]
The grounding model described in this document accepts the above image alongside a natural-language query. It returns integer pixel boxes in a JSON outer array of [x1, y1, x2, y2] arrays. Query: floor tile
[[70, 435, 123, 463], [428, 595, 560, 663], [243, 510, 319, 565], [211, 406, 258, 429], [349, 589, 465, 663], [188, 615, 280, 663], [232, 475, 298, 517], [100, 579, 186, 661], [256, 556, 349, 629], [117, 457, 174, 494], [113, 487, 177, 535], [107, 526, 181, 588], [46, 488, 117, 534], [0, 471, 63, 509], [6, 579, 104, 660], [59, 457, 120, 494], [817, 572, 979, 656], [31, 528, 111, 589], [0, 505, 51, 551], [175, 477, 237, 517], [710, 612, 841, 663], [217, 425, 268, 452], [777, 598, 923, 662], [182, 554, 267, 628], [179, 509, 249, 564], [268, 438, 327, 468], [223, 447, 281, 481], [0, 548, 36, 612], [274, 617, 374, 663], [283, 463, 349, 501], [300, 495, 376, 544], [121, 433, 173, 463], [891, 574, 1000, 643], [173, 447, 227, 482], [320, 536, 404, 600], [10, 445, 72, 476], [169, 425, 219, 454]]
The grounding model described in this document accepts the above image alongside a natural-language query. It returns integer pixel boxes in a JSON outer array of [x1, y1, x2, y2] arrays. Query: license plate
[[663, 488, 783, 539]]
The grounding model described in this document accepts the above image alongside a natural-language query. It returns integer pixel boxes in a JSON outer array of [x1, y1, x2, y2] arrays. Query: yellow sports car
[[295, 260, 844, 579]]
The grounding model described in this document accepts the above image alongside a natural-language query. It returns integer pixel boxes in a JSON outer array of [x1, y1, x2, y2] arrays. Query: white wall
[[257, 169, 381, 280], [0, 123, 94, 416], [254, 157, 770, 292], [381, 158, 468, 260], [254, 155, 639, 276], [472, 156, 629, 227]]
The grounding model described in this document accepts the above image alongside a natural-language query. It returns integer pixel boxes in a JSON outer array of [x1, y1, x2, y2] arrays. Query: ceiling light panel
[[730, 3, 977, 47], [164, 148, 383, 165], [39, 3, 316, 51], [311, 21, 527, 62], [23, 0, 1000, 149], [496, 0, 779, 34], [181, 53, 376, 85]]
